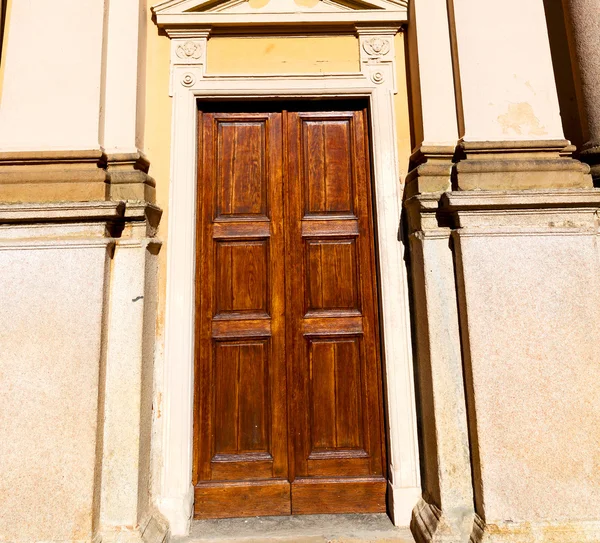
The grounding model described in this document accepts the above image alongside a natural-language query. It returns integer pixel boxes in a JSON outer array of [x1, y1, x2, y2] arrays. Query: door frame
[[158, 27, 420, 535]]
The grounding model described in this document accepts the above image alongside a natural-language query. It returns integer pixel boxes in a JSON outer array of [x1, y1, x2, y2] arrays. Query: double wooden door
[[194, 103, 386, 519]]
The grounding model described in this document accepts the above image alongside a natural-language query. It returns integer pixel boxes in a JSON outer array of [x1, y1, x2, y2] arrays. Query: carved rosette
[[181, 72, 196, 87], [371, 71, 385, 84]]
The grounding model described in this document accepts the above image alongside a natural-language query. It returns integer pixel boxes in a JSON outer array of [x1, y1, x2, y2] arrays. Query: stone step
[[176, 514, 415, 543]]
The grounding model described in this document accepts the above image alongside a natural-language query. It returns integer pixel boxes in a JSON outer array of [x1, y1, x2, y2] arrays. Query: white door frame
[[157, 28, 421, 535]]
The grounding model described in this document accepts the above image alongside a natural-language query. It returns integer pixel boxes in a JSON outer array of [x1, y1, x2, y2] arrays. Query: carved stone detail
[[371, 71, 385, 84], [363, 37, 391, 57], [176, 41, 203, 60], [181, 73, 196, 87]]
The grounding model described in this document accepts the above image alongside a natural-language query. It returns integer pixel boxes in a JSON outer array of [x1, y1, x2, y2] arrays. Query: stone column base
[[471, 515, 600, 543], [99, 514, 169, 543], [412, 498, 473, 543], [580, 144, 600, 185], [455, 140, 592, 190]]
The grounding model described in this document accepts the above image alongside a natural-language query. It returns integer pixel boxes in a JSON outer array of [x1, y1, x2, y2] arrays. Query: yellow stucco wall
[[143, 28, 413, 362], [394, 32, 413, 180], [206, 36, 360, 74], [144, 14, 172, 337]]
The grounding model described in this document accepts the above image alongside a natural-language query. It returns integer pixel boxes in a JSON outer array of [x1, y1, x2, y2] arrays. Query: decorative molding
[[0, 149, 157, 203], [0, 201, 162, 239], [358, 27, 399, 93], [363, 37, 391, 57], [580, 144, 600, 184], [404, 145, 455, 199], [371, 71, 385, 84], [152, 0, 408, 28], [454, 139, 592, 191], [106, 152, 156, 203], [181, 72, 197, 87], [443, 188, 600, 211], [176, 40, 203, 60], [442, 188, 600, 232], [0, 201, 124, 223]]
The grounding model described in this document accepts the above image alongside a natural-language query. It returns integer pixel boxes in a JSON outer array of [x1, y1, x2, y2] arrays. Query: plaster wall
[[0, 0, 106, 151], [206, 36, 360, 73], [452, 0, 565, 141]]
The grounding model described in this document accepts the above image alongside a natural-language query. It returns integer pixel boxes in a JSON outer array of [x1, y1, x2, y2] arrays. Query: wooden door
[[194, 104, 386, 519], [194, 111, 290, 518], [285, 109, 387, 514]]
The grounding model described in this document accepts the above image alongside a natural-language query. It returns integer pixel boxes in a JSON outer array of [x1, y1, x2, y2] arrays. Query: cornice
[[152, 0, 407, 31]]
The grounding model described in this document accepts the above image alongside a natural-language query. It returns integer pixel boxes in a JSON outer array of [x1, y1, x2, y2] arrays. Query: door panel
[[194, 111, 290, 518], [194, 105, 386, 519], [286, 110, 386, 513]]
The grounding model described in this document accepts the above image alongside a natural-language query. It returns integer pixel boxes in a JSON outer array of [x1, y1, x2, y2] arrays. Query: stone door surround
[[153, 0, 419, 535]]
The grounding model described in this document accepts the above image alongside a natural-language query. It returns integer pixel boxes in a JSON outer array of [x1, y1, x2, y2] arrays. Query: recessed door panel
[[216, 120, 268, 218], [306, 239, 360, 314], [214, 240, 269, 317], [309, 337, 364, 451]]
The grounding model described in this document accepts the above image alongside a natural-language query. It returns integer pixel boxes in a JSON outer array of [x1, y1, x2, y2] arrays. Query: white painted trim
[[159, 29, 420, 536]]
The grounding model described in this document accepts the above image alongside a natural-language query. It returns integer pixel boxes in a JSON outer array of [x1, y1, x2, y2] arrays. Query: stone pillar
[[0, 203, 117, 543], [445, 190, 600, 542], [0, 0, 153, 202], [443, 1, 600, 540], [406, 2, 474, 542], [565, 0, 600, 182], [406, 0, 458, 197], [0, 202, 167, 543], [98, 205, 167, 543], [405, 195, 474, 543], [451, 0, 590, 190], [0, 0, 108, 200], [103, 0, 155, 201]]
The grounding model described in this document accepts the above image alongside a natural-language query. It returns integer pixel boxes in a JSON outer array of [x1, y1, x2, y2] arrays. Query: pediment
[[153, 0, 407, 28]]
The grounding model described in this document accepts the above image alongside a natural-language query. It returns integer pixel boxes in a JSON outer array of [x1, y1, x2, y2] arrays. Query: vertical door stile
[[282, 108, 296, 489]]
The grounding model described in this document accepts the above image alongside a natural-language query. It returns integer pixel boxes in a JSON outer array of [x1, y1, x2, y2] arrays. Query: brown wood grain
[[286, 108, 386, 486], [194, 111, 288, 504], [194, 104, 386, 518], [291, 477, 387, 514], [195, 480, 291, 519]]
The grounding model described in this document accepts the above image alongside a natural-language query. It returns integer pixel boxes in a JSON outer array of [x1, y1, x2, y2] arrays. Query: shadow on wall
[[0, 0, 6, 63], [542, 0, 585, 150]]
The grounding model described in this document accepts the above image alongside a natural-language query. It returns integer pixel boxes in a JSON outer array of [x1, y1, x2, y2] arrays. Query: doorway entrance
[[193, 102, 387, 519]]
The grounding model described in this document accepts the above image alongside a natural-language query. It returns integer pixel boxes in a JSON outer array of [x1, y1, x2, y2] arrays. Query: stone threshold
[[175, 514, 414, 543]]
